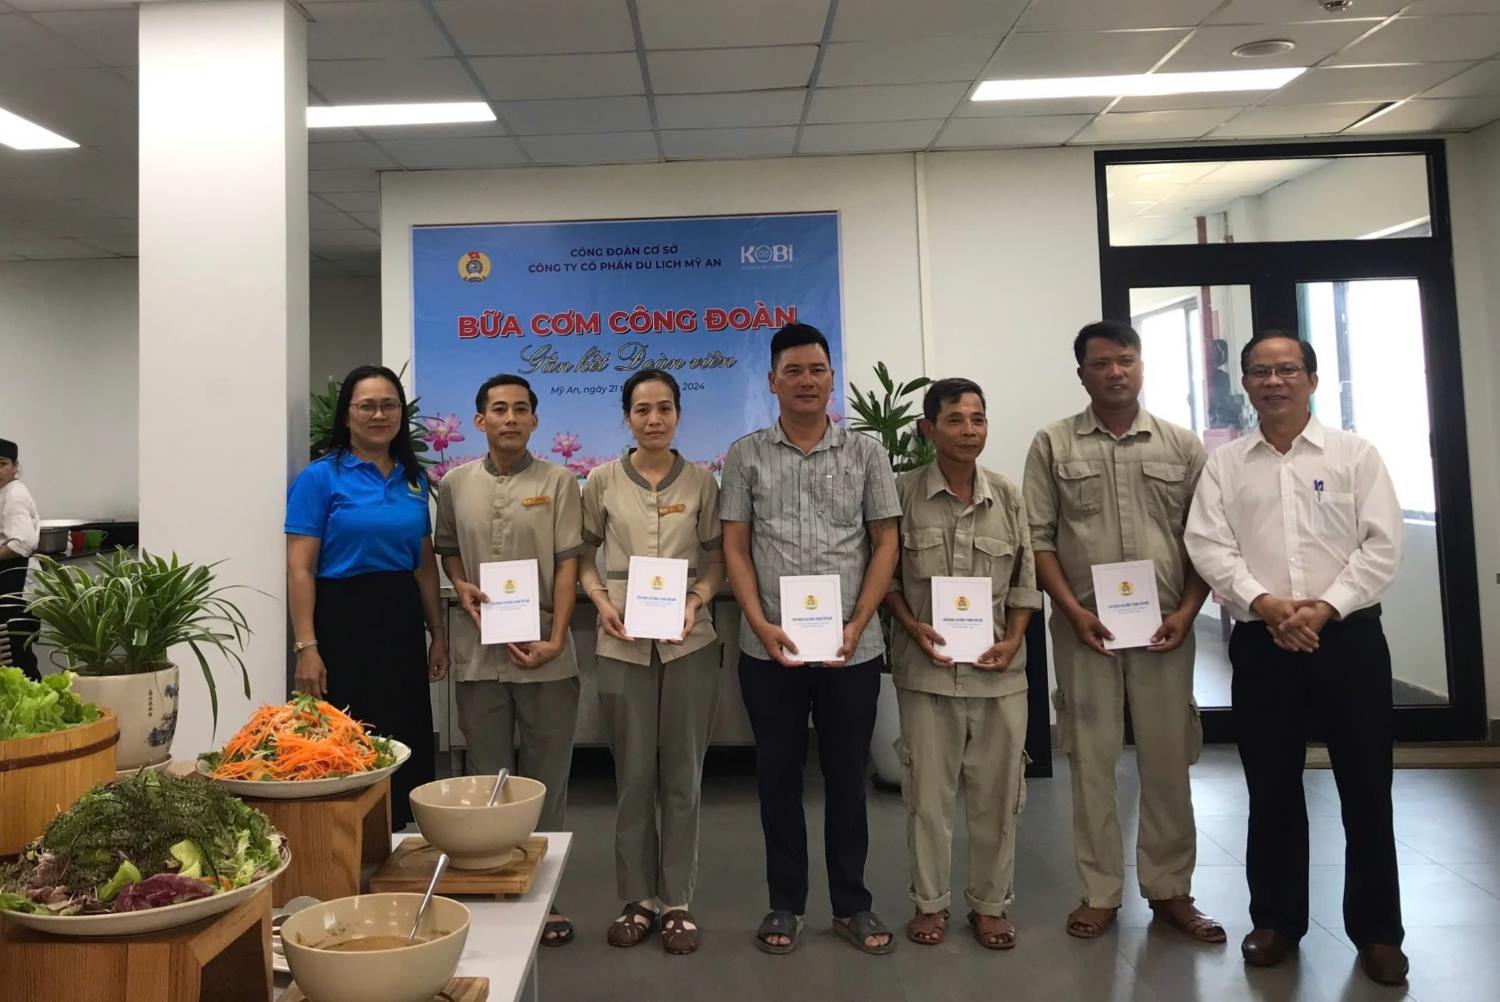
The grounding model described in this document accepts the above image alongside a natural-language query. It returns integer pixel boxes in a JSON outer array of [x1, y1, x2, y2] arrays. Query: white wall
[[309, 276, 381, 390], [0, 259, 139, 520]]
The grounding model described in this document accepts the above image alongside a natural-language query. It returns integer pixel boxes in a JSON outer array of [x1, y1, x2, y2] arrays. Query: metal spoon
[[407, 770, 508, 945]]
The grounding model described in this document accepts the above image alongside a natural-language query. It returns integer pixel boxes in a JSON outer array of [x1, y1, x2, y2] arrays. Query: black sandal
[[606, 902, 659, 948], [542, 912, 574, 947], [661, 908, 699, 955], [754, 910, 803, 955], [833, 911, 896, 955]]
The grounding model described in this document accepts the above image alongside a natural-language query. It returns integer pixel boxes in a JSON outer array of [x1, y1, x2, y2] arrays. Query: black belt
[[1341, 603, 1382, 623]]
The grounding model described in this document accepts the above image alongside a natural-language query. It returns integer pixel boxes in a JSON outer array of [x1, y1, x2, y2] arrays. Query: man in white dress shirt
[[0, 438, 41, 679], [1184, 333, 1407, 985]]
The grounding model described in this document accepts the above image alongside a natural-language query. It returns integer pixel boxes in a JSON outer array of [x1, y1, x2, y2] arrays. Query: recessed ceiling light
[[0, 106, 78, 150], [307, 102, 496, 129], [972, 68, 1305, 102], [1232, 39, 1297, 59]]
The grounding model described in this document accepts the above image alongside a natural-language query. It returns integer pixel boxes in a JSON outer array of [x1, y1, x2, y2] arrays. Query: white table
[[391, 831, 572, 1002]]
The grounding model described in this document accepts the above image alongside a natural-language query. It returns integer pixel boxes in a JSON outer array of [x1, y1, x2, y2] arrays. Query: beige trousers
[[1050, 618, 1202, 908], [456, 676, 580, 833], [896, 687, 1029, 917]]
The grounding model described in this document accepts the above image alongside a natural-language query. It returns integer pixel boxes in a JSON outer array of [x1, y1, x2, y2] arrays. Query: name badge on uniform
[[658, 503, 686, 516], [522, 495, 551, 508]]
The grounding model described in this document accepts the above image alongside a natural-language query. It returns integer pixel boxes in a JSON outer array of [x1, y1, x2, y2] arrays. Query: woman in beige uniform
[[580, 368, 724, 956]]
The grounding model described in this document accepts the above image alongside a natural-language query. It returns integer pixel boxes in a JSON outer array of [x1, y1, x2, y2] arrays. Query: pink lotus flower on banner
[[567, 456, 613, 477], [552, 431, 583, 460], [422, 414, 466, 451], [827, 406, 844, 424], [696, 454, 726, 474], [430, 453, 480, 484], [531, 450, 548, 462]]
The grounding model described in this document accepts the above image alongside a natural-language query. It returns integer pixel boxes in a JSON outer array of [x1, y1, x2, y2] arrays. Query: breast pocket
[[1055, 460, 1104, 515], [1142, 461, 1189, 523], [814, 468, 862, 527], [1312, 490, 1358, 542], [902, 526, 948, 579], [973, 535, 1015, 599]]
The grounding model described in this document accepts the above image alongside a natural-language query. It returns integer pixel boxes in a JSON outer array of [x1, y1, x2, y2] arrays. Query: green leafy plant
[[26, 551, 255, 734], [848, 362, 935, 473], [309, 362, 433, 465]]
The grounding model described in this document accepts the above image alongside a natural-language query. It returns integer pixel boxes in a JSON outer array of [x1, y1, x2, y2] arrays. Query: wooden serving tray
[[280, 976, 488, 1002], [369, 836, 547, 899]]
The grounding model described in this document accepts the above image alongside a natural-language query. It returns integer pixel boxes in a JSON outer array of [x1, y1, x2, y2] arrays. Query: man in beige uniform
[[435, 373, 583, 945], [885, 379, 1041, 952], [1022, 321, 1222, 943]]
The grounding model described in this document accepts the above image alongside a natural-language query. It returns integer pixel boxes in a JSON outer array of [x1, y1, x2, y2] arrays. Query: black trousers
[[1230, 614, 1403, 948], [0, 558, 38, 681], [738, 653, 881, 918]]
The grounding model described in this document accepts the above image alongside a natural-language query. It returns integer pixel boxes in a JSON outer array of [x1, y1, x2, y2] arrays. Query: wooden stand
[[0, 888, 271, 1002], [243, 778, 392, 906], [280, 977, 488, 1002], [370, 836, 547, 900]]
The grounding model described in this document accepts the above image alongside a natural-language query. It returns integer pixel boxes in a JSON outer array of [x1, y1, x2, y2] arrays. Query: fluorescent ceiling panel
[[973, 68, 1305, 101]]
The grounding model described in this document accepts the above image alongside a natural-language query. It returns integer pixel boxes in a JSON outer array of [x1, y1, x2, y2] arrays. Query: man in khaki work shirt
[[885, 378, 1041, 952], [434, 372, 583, 946], [1022, 321, 1223, 944]]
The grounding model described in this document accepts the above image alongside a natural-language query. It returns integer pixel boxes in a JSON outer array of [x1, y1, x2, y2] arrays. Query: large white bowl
[[281, 893, 470, 1002], [409, 775, 545, 870], [2, 840, 290, 937], [196, 740, 410, 799]]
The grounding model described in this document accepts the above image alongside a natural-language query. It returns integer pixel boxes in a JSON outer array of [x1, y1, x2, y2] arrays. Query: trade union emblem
[[1119, 580, 1135, 597], [650, 576, 665, 591], [956, 595, 970, 612], [459, 250, 492, 283], [503, 579, 517, 594], [804, 594, 819, 610]]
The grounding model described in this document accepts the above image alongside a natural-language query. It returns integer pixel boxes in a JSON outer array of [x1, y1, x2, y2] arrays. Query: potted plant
[[25, 551, 253, 769], [848, 363, 932, 787]]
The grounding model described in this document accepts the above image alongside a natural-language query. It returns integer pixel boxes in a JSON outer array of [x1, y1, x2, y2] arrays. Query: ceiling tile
[[1350, 95, 1500, 132], [958, 95, 1112, 117], [310, 169, 381, 193], [309, 141, 400, 170], [806, 82, 969, 123], [648, 46, 817, 94], [0, 13, 106, 70], [1161, 21, 1372, 73], [306, 2, 453, 60], [348, 211, 380, 229], [1263, 62, 1476, 105], [1328, 15, 1500, 65], [434, 0, 637, 56], [1070, 107, 1238, 143], [830, 0, 1028, 41], [817, 36, 1001, 86], [497, 96, 653, 135], [1389, 0, 1500, 13], [470, 53, 644, 100], [32, 10, 135, 67], [520, 132, 660, 165], [1208, 1, 1402, 24], [321, 190, 381, 212], [0, 236, 114, 259], [636, 0, 830, 48], [661, 126, 798, 158], [312, 230, 381, 251], [0, 65, 136, 151], [798, 119, 944, 153], [934, 113, 1095, 147], [1210, 102, 1381, 138], [1423, 59, 1500, 98], [311, 210, 368, 230], [1017, 0, 1223, 32], [378, 135, 528, 168], [6, 0, 138, 10], [982, 29, 1189, 79], [655, 90, 806, 129], [309, 58, 481, 103]]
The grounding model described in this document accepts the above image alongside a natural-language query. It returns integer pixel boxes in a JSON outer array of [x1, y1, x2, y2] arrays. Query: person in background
[[720, 322, 903, 956], [436, 373, 582, 948], [0, 439, 40, 679], [1185, 333, 1408, 985], [885, 379, 1040, 951], [580, 368, 724, 956], [285, 365, 447, 830], [1022, 321, 1223, 944]]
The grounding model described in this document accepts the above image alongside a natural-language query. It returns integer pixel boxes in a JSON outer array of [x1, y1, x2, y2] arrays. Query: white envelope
[[778, 574, 843, 663], [931, 576, 994, 663], [623, 555, 690, 641], [479, 559, 541, 645], [1091, 559, 1162, 650]]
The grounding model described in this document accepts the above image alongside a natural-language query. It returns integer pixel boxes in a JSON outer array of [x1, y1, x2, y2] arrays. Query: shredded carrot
[[209, 695, 392, 781]]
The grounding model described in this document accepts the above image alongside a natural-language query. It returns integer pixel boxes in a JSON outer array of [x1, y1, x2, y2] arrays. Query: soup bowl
[[280, 893, 469, 1002], [409, 774, 546, 870]]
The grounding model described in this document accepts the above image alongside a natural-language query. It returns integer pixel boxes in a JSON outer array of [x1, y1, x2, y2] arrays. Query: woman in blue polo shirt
[[286, 364, 447, 829]]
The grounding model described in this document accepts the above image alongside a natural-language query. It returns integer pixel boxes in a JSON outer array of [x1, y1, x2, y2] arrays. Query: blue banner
[[411, 212, 843, 481]]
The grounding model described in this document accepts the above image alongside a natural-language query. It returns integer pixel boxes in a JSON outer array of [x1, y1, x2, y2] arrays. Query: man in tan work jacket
[[1022, 321, 1224, 944]]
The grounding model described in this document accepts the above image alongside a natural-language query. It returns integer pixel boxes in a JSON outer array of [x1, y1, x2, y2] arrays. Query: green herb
[[0, 668, 100, 739]]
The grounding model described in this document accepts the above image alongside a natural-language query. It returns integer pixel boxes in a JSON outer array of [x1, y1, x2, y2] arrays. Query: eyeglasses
[[351, 401, 403, 417], [1245, 364, 1307, 381]]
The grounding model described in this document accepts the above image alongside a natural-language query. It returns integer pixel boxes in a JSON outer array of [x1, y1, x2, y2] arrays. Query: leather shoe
[[1241, 928, 1298, 968], [1359, 944, 1409, 985]]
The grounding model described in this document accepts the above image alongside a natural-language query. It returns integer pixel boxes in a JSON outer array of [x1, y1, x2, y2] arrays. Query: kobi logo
[[740, 243, 794, 266]]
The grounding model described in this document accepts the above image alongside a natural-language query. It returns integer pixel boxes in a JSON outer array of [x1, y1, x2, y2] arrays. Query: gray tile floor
[[535, 746, 1500, 1002]]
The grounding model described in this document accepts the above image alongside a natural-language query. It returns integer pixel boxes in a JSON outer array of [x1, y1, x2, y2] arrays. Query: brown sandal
[[1149, 895, 1226, 944], [906, 909, 948, 945], [969, 911, 1017, 950], [606, 901, 658, 948], [1065, 903, 1118, 939], [661, 909, 699, 955]]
